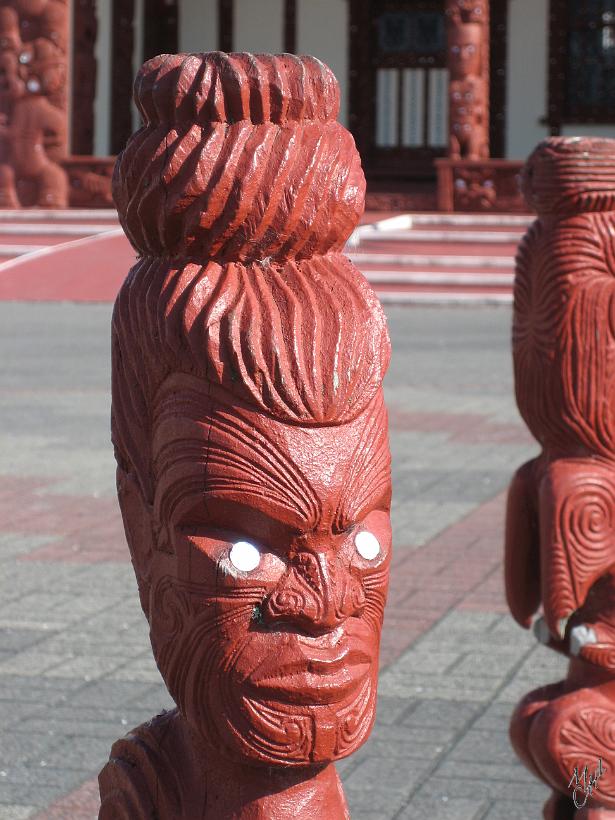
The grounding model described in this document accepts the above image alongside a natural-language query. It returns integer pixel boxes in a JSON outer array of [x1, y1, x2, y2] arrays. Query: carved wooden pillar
[[0, 0, 70, 207], [110, 0, 134, 155], [445, 0, 490, 160], [72, 0, 97, 155], [98, 52, 393, 818], [506, 137, 615, 818]]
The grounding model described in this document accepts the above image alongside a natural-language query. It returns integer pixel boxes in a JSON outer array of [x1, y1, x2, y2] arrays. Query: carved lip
[[247, 646, 372, 704]]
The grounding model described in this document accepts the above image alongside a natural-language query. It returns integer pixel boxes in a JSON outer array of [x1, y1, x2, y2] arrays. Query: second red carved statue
[[507, 137, 615, 818], [98, 52, 392, 819]]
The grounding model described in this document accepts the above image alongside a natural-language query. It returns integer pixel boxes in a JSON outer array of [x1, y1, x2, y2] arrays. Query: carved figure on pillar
[[98, 52, 392, 819], [446, 0, 489, 160], [506, 137, 615, 818], [0, 0, 68, 207]]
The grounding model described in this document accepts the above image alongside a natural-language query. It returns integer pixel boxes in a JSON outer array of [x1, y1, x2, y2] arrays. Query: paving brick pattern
[[0, 304, 568, 819]]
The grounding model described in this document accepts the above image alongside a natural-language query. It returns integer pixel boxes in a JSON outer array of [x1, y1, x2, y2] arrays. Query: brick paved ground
[[0, 303, 567, 819]]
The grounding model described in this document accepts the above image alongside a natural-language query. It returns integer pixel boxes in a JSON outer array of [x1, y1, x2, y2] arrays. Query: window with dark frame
[[549, 0, 615, 128]]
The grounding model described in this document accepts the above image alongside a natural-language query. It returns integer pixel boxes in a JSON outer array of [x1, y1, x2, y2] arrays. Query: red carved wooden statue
[[0, 0, 69, 207], [98, 52, 392, 819], [446, 0, 489, 161], [507, 137, 615, 818]]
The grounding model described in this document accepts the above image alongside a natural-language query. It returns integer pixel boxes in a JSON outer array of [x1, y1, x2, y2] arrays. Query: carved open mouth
[[247, 646, 372, 705]]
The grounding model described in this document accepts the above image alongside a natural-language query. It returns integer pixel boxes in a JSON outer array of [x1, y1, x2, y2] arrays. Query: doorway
[[349, 0, 508, 187], [349, 0, 448, 182]]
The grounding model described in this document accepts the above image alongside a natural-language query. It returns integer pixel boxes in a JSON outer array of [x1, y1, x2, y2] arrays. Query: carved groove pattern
[[106, 51, 392, 818], [446, 0, 490, 161], [113, 255, 389, 501], [507, 136, 615, 814]]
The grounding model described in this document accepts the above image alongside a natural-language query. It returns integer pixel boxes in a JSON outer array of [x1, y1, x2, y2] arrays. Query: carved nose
[[263, 549, 365, 635]]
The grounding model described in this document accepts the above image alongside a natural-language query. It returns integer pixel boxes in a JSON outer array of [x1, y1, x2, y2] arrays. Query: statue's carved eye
[[354, 531, 380, 561], [229, 541, 261, 572]]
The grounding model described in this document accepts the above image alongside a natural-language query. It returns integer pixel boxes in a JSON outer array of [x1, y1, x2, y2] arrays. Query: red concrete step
[[346, 211, 525, 303], [351, 253, 514, 271], [354, 239, 519, 257], [362, 270, 513, 287], [376, 291, 512, 304], [0, 208, 119, 223], [0, 222, 115, 236], [362, 212, 532, 229], [359, 228, 524, 244], [0, 209, 525, 304]]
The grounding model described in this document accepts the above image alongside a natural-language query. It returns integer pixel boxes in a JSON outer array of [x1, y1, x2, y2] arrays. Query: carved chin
[[217, 674, 377, 766], [163, 642, 378, 767]]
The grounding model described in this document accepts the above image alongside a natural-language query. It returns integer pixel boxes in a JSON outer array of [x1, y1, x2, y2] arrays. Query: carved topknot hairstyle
[[522, 137, 615, 215], [111, 52, 390, 499], [113, 52, 364, 263]]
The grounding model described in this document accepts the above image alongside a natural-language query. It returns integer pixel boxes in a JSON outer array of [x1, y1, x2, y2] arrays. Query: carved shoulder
[[98, 709, 201, 820]]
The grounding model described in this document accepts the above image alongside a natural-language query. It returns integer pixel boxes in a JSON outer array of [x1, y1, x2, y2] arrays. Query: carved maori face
[[449, 23, 482, 78], [16, 39, 65, 95], [118, 374, 391, 768]]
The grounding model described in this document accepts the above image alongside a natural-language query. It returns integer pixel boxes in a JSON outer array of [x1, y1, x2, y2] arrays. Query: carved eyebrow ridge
[[202, 409, 321, 527], [334, 395, 391, 532], [152, 389, 322, 532]]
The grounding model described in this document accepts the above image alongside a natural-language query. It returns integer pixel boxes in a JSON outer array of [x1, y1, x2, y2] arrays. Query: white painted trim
[[505, 0, 549, 158], [235, 0, 284, 53], [347, 253, 514, 269], [402, 214, 533, 227], [363, 271, 513, 286], [133, 0, 145, 132], [357, 228, 524, 243], [94, 0, 113, 155], [179, 0, 218, 53], [377, 292, 513, 305], [297, 0, 349, 126]]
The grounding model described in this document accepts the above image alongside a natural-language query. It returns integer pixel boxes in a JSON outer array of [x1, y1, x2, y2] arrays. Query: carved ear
[[116, 465, 155, 618]]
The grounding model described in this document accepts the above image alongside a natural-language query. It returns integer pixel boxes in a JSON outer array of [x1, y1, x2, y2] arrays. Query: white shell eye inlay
[[355, 530, 380, 561], [229, 541, 261, 572]]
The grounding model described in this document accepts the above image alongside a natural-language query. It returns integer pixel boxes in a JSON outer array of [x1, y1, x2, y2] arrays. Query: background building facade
[[2, 0, 615, 209]]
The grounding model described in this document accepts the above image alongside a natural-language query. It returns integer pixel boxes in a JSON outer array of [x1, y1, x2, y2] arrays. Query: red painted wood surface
[[506, 136, 615, 817], [446, 0, 490, 160], [99, 52, 393, 819]]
